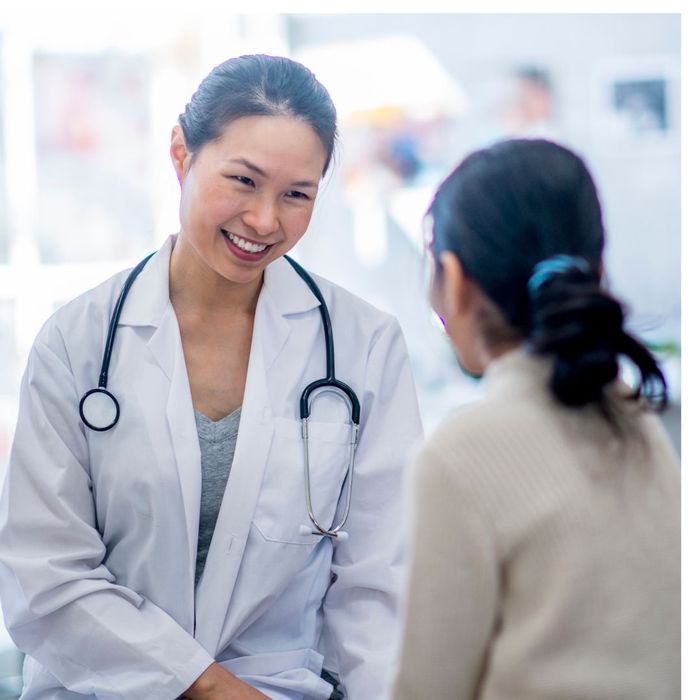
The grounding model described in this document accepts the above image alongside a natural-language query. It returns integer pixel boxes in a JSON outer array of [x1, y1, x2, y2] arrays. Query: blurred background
[[0, 12, 681, 695]]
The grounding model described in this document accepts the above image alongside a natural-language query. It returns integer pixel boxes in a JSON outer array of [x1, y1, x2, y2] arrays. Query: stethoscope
[[78, 253, 361, 540]]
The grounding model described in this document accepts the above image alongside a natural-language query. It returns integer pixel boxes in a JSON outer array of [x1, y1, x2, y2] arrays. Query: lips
[[221, 229, 270, 253]]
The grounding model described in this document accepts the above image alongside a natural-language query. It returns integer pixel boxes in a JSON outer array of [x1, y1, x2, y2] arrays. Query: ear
[[170, 126, 192, 185], [438, 251, 480, 317]]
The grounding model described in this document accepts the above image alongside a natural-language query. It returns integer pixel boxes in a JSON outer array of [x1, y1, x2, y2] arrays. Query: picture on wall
[[612, 77, 668, 134], [591, 56, 679, 149]]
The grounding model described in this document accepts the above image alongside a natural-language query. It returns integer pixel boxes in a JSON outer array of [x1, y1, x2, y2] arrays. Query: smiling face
[[170, 114, 327, 291]]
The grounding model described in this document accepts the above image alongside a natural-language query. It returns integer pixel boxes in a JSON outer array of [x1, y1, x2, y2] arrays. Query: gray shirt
[[194, 407, 241, 586]]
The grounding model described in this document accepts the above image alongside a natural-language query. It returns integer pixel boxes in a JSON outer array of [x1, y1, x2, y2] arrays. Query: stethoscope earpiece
[[79, 388, 120, 432]]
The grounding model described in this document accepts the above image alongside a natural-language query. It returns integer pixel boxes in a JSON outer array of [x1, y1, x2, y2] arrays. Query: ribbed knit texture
[[194, 407, 241, 587], [391, 349, 680, 700]]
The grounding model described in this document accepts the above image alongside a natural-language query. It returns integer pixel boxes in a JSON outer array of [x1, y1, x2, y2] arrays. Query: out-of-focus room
[[0, 13, 680, 695]]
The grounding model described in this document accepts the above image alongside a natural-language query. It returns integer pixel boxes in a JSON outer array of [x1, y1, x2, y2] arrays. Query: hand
[[182, 662, 271, 700]]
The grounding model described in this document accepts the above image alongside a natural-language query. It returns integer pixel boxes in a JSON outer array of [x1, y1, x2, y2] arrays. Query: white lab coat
[[0, 236, 423, 700]]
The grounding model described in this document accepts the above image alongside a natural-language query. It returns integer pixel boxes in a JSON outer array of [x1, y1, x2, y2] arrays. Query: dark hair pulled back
[[178, 54, 337, 174], [428, 139, 667, 414]]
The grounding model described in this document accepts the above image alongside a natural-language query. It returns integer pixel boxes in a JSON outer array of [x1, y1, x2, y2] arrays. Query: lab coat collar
[[117, 235, 320, 328], [262, 252, 321, 318], [117, 235, 174, 328]]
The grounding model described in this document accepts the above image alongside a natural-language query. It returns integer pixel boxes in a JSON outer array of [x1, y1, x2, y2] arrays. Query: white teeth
[[224, 230, 268, 254]]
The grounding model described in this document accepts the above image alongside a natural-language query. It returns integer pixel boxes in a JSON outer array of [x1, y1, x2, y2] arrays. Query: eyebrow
[[225, 158, 319, 189]]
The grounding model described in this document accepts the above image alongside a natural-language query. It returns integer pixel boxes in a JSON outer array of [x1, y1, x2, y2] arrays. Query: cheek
[[178, 191, 202, 237], [178, 175, 208, 226], [284, 204, 316, 238], [183, 182, 236, 233], [429, 277, 447, 325]]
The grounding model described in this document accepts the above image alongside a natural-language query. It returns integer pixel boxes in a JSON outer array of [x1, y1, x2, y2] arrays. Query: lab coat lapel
[[116, 246, 322, 651], [193, 310, 273, 652], [257, 255, 322, 371], [119, 236, 201, 590], [160, 308, 201, 585], [194, 256, 320, 652]]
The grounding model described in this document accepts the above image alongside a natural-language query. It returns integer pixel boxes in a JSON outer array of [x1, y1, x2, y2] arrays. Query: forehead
[[206, 115, 327, 178]]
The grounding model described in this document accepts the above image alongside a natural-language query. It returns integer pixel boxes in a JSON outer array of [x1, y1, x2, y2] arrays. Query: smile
[[222, 229, 270, 254]]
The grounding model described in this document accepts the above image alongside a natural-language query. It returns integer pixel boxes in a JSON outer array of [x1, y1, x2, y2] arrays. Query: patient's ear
[[439, 251, 480, 319]]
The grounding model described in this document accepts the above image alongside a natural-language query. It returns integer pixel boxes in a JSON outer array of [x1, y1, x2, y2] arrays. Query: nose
[[241, 196, 280, 237]]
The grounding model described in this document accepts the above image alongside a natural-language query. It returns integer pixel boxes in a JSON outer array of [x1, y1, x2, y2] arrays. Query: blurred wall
[[287, 14, 681, 428]]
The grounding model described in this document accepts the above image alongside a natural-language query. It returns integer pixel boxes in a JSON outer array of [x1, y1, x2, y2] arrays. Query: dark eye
[[286, 190, 310, 200], [232, 175, 255, 187]]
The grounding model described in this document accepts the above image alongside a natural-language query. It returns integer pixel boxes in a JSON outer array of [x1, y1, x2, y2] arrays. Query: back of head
[[178, 54, 337, 174], [428, 138, 667, 415]]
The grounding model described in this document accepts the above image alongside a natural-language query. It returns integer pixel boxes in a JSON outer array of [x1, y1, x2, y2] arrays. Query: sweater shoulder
[[424, 390, 548, 457]]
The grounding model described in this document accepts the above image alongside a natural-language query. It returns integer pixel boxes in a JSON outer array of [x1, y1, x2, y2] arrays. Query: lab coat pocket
[[253, 417, 352, 545]]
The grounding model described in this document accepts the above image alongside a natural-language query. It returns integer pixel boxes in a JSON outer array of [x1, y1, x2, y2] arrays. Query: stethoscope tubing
[[283, 255, 361, 426], [283, 256, 361, 538], [80, 251, 360, 540], [98, 252, 155, 389], [302, 418, 358, 537]]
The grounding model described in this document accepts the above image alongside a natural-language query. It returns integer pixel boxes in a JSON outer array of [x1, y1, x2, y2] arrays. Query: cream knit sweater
[[390, 349, 680, 700]]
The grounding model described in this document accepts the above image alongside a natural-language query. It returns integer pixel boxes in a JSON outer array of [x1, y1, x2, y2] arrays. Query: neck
[[478, 338, 521, 373], [169, 234, 262, 316]]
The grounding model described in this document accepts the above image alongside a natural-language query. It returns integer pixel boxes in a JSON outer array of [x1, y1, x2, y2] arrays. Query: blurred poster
[[612, 78, 668, 134], [33, 53, 153, 263], [591, 56, 679, 150]]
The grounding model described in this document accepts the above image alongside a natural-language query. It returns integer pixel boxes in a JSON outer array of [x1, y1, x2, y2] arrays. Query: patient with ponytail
[[390, 139, 680, 700]]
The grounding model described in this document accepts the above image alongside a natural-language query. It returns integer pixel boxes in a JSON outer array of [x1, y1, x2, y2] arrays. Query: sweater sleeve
[[389, 446, 499, 700]]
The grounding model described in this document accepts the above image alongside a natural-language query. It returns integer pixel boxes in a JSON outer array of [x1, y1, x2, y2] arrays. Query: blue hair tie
[[527, 254, 591, 296]]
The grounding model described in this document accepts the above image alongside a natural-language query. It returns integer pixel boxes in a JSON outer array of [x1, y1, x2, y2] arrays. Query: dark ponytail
[[527, 255, 667, 412], [428, 139, 668, 417]]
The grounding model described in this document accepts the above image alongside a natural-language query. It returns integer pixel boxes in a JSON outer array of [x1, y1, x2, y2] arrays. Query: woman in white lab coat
[[0, 55, 422, 700]]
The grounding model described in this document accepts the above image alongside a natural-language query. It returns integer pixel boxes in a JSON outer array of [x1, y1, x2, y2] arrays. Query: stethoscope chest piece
[[79, 388, 120, 432], [78, 251, 154, 433]]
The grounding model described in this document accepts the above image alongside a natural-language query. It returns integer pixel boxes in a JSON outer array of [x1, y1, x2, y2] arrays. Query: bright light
[[297, 35, 468, 121]]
